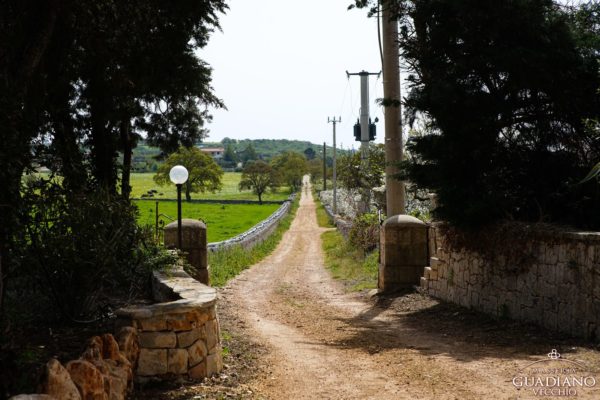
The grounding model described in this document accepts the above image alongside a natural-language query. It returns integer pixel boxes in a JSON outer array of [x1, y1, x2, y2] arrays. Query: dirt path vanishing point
[[218, 176, 600, 400]]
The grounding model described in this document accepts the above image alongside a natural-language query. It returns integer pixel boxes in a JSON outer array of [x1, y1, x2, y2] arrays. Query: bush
[[348, 213, 380, 254], [17, 177, 175, 321]]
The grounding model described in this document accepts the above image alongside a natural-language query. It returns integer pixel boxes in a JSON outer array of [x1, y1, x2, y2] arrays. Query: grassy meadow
[[130, 172, 290, 202], [135, 200, 280, 243]]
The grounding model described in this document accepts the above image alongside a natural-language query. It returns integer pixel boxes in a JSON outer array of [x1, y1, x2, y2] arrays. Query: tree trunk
[[120, 119, 132, 199], [258, 192, 263, 205], [89, 74, 117, 194], [51, 83, 86, 192], [185, 182, 192, 201]]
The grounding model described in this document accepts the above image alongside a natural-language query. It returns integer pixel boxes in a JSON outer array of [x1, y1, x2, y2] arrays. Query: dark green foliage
[[400, 0, 600, 228], [223, 144, 238, 163], [18, 177, 176, 321], [0, 0, 226, 319], [304, 147, 316, 160]]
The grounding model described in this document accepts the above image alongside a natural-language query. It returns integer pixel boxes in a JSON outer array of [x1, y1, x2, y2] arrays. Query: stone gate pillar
[[379, 215, 428, 292], [164, 219, 209, 285]]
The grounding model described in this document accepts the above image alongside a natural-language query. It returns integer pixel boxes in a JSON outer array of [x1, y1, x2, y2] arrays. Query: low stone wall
[[421, 224, 600, 341], [116, 266, 222, 380], [135, 198, 285, 205], [318, 192, 353, 238], [207, 194, 295, 251]]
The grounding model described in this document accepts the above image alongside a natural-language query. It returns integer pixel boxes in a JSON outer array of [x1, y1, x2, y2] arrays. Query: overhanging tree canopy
[[400, 0, 600, 228]]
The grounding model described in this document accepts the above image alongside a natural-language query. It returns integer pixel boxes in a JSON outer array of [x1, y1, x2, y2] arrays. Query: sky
[[200, 0, 393, 149]]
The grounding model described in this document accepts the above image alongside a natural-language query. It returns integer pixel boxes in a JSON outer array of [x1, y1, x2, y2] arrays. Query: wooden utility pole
[[382, 0, 405, 215], [323, 142, 327, 191], [328, 117, 341, 214]]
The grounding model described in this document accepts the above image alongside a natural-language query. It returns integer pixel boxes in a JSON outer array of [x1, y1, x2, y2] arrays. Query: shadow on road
[[323, 290, 599, 364]]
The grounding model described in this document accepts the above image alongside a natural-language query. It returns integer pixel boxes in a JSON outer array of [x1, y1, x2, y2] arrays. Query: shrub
[[348, 213, 380, 254], [18, 177, 175, 321]]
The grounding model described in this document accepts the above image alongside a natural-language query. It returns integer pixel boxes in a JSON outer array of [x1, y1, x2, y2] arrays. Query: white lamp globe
[[169, 165, 189, 185]]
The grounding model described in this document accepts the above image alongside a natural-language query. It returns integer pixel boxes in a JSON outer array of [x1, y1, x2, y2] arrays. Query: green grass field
[[130, 172, 290, 202], [135, 200, 280, 243]]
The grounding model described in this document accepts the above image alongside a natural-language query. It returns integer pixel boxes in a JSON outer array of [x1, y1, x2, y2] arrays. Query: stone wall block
[[188, 361, 207, 380], [167, 349, 189, 375], [205, 320, 219, 350], [137, 349, 168, 376], [379, 215, 429, 291], [139, 332, 176, 349], [116, 327, 139, 369], [206, 353, 223, 377], [65, 360, 106, 400], [177, 326, 206, 348], [100, 335, 122, 363], [166, 313, 197, 332], [188, 339, 208, 367], [164, 219, 209, 284], [137, 318, 167, 332], [40, 359, 81, 400]]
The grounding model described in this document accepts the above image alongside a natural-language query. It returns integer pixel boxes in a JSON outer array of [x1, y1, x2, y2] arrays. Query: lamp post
[[169, 165, 189, 249]]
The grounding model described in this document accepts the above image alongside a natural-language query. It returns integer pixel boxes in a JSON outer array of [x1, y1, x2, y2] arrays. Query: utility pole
[[346, 70, 381, 163], [328, 117, 341, 214], [323, 142, 327, 191], [381, 0, 405, 215]]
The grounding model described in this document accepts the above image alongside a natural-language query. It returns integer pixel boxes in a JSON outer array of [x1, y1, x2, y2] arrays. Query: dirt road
[[214, 177, 600, 399]]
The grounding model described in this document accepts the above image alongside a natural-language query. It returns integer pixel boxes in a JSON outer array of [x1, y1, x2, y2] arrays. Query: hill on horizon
[[202, 138, 342, 160]]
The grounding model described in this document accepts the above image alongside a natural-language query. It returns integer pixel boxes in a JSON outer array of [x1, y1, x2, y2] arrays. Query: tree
[[399, 0, 600, 228], [308, 158, 324, 183], [271, 151, 308, 192], [154, 147, 223, 201], [0, 0, 227, 327], [338, 145, 385, 192], [223, 143, 238, 163], [241, 143, 258, 163], [239, 161, 278, 204], [304, 147, 316, 160]]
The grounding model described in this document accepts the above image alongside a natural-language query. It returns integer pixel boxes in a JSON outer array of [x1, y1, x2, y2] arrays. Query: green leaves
[[154, 146, 223, 200], [580, 162, 600, 184]]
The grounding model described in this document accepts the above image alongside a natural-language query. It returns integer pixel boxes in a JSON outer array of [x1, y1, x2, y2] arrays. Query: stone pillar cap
[[165, 219, 206, 229], [382, 214, 426, 227]]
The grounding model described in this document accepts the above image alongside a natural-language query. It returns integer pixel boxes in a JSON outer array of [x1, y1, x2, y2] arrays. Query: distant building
[[200, 147, 225, 160]]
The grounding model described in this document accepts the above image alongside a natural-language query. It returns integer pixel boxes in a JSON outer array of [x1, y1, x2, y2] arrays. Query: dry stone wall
[[116, 266, 222, 381], [207, 195, 295, 251], [9, 329, 139, 400], [421, 225, 600, 341]]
